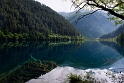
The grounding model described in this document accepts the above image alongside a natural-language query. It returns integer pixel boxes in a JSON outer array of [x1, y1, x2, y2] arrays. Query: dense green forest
[[0, 0, 82, 41]]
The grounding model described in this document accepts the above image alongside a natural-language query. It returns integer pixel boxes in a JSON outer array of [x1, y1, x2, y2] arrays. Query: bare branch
[[75, 1, 85, 9], [76, 4, 87, 13], [71, 1, 87, 14], [76, 9, 101, 23]]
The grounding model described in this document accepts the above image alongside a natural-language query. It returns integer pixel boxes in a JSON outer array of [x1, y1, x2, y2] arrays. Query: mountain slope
[[0, 0, 80, 41], [117, 31, 124, 47], [100, 24, 124, 38], [60, 11, 117, 38]]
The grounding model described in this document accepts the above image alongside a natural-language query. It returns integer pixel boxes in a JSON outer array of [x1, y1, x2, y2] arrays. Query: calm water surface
[[0, 41, 124, 82]]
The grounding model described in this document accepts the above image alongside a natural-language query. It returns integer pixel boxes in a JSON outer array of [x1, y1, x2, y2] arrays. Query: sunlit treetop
[[64, 0, 124, 25]]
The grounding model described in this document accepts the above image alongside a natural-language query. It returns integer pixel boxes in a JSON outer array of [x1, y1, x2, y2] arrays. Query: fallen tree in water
[[0, 60, 57, 83]]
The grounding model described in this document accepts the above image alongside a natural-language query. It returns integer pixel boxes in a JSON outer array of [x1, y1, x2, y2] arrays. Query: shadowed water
[[0, 41, 124, 82]]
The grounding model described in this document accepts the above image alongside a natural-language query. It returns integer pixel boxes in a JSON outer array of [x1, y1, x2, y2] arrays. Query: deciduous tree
[[64, 0, 124, 24]]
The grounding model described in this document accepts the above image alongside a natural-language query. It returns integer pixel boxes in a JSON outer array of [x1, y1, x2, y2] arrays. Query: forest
[[100, 24, 124, 46], [0, 0, 82, 41]]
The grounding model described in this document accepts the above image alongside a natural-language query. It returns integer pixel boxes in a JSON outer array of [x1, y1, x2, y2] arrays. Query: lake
[[0, 41, 124, 83]]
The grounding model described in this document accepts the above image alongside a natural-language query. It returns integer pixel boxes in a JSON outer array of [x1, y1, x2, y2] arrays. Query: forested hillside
[[100, 24, 124, 38], [0, 0, 81, 41], [117, 32, 124, 47], [61, 11, 117, 38]]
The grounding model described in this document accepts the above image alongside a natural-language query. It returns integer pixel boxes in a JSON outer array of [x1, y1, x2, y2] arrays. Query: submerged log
[[0, 60, 57, 83]]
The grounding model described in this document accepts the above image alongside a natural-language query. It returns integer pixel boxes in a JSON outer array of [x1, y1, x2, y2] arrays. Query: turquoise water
[[0, 41, 124, 79]]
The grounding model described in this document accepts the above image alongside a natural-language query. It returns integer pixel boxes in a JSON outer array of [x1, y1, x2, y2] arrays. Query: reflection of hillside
[[0, 42, 81, 75], [100, 41, 124, 57], [0, 41, 46, 49], [32, 42, 82, 64], [68, 41, 123, 68], [0, 41, 123, 74], [48, 41, 83, 46]]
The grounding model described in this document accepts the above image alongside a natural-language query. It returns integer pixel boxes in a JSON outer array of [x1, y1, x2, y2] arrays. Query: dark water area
[[70, 41, 124, 68], [0, 41, 81, 75], [100, 41, 124, 57], [0, 41, 124, 79]]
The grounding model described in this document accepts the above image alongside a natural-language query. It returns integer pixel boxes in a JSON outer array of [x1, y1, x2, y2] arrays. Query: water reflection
[[27, 65, 124, 83], [69, 41, 123, 68], [0, 41, 81, 76], [26, 41, 124, 83], [0, 41, 124, 78], [100, 41, 124, 57]]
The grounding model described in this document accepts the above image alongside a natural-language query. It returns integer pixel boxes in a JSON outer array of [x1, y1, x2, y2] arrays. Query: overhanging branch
[[71, 0, 124, 20], [76, 4, 87, 13], [76, 9, 101, 23], [87, 2, 124, 20]]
